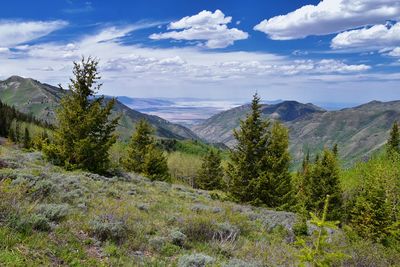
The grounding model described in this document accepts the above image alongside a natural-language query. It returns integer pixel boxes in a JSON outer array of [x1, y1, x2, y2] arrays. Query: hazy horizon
[[0, 0, 399, 104]]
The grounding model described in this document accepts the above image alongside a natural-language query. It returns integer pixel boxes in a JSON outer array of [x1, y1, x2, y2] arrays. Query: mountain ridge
[[192, 99, 400, 166], [0, 76, 199, 140]]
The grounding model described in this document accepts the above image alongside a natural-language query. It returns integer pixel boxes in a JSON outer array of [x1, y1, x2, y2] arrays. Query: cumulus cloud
[[331, 22, 400, 50], [0, 24, 379, 101], [388, 47, 400, 57], [0, 20, 68, 47], [149, 10, 248, 48], [254, 0, 400, 40]]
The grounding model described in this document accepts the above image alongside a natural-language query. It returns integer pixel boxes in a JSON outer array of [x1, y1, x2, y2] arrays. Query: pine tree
[[387, 121, 400, 153], [23, 127, 31, 148], [44, 57, 119, 173], [293, 150, 312, 212], [227, 94, 292, 208], [124, 119, 170, 181], [196, 149, 224, 190], [8, 125, 16, 142], [15, 121, 20, 143], [257, 121, 292, 208], [332, 143, 339, 158], [123, 119, 154, 173], [310, 148, 342, 220], [142, 143, 170, 182], [226, 93, 270, 203]]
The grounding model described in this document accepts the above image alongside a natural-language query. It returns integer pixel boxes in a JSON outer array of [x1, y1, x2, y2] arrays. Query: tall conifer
[[226, 93, 270, 203], [196, 149, 224, 190], [310, 148, 342, 219], [44, 57, 119, 173], [123, 119, 170, 181]]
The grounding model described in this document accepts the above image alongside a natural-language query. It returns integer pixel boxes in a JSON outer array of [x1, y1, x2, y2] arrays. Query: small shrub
[[62, 189, 85, 203], [11, 214, 51, 233], [149, 236, 166, 251], [170, 230, 187, 247], [178, 253, 214, 267], [31, 180, 56, 199], [214, 222, 240, 243], [181, 216, 216, 242], [89, 215, 128, 243], [161, 243, 180, 257], [191, 204, 211, 213], [36, 203, 69, 222]]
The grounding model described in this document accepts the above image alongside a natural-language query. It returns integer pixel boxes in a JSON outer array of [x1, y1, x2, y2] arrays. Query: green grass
[[0, 146, 398, 266]]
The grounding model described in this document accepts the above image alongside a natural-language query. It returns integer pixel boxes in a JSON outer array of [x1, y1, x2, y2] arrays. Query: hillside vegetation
[[192, 100, 400, 166], [1, 145, 399, 266]]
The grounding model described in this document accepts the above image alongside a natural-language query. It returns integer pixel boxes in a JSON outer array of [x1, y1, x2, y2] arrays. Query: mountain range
[[0, 76, 198, 140], [192, 100, 399, 166], [1, 75, 398, 167]]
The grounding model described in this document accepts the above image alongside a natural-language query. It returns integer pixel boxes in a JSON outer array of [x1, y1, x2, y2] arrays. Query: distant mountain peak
[[5, 75, 28, 83]]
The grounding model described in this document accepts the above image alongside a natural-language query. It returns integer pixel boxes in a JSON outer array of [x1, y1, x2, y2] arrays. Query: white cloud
[[331, 22, 400, 50], [149, 10, 248, 48], [388, 47, 400, 57], [0, 20, 68, 47], [254, 0, 400, 40], [0, 47, 9, 53], [0, 24, 384, 102]]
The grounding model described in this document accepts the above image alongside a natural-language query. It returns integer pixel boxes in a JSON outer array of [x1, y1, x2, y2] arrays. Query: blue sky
[[0, 0, 399, 105]]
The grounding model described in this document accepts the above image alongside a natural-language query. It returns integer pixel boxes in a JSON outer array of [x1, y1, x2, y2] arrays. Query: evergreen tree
[[310, 148, 342, 220], [226, 93, 270, 203], [15, 122, 20, 143], [196, 149, 224, 190], [124, 119, 170, 181], [332, 143, 339, 158], [227, 94, 292, 208], [293, 150, 312, 212], [123, 119, 154, 173], [142, 144, 170, 182], [8, 125, 16, 142], [23, 127, 31, 148], [257, 121, 292, 208], [44, 57, 119, 173], [387, 121, 400, 153]]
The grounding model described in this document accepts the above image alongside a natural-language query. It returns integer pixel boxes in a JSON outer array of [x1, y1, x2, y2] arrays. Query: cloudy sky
[[0, 0, 399, 104]]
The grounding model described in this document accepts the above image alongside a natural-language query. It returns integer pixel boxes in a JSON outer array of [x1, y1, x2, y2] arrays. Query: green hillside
[[0, 76, 198, 141], [192, 100, 400, 166]]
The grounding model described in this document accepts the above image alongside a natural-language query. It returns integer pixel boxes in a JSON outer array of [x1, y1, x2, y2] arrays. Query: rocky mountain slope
[[0, 76, 198, 140], [192, 100, 399, 166]]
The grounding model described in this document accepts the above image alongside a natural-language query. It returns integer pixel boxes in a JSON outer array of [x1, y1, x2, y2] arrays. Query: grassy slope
[[0, 146, 398, 266]]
